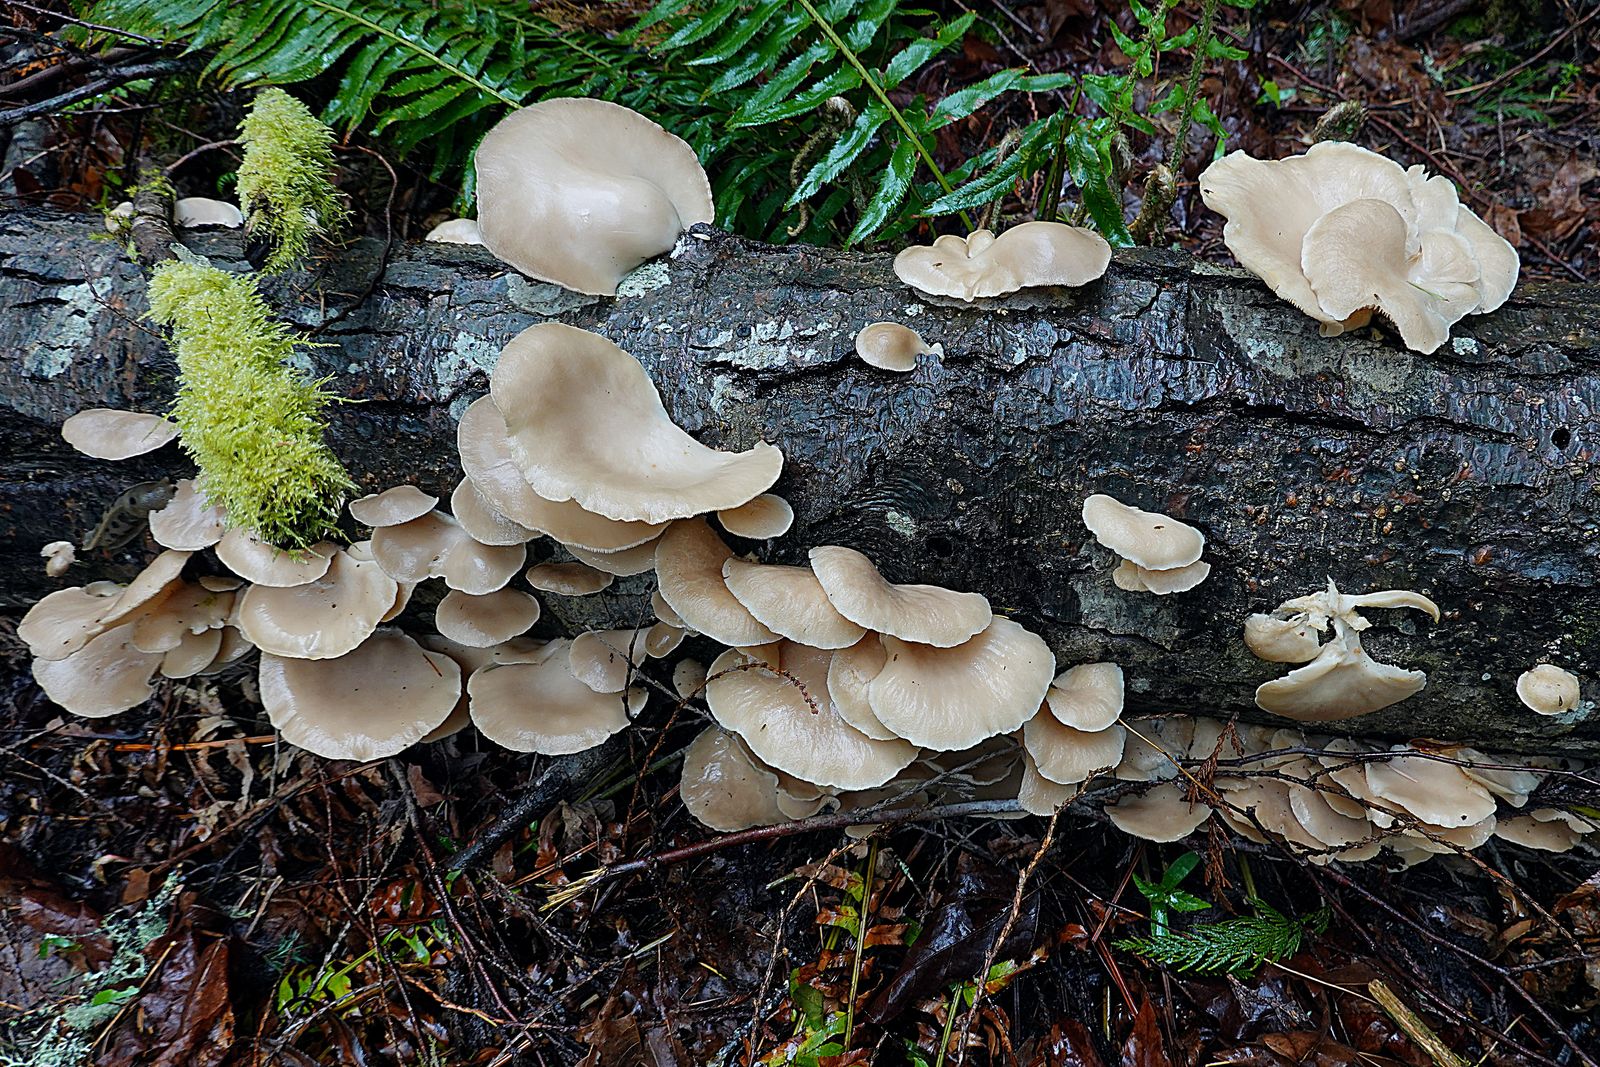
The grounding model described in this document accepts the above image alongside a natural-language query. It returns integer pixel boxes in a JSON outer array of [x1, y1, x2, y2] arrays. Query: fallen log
[[1, 207, 1596, 754]]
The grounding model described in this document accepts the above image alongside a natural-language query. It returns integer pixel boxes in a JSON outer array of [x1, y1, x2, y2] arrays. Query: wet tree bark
[[1, 208, 1596, 754]]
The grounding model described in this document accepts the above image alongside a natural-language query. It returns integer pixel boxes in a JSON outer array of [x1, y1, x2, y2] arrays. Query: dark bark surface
[[2, 208, 1597, 753]]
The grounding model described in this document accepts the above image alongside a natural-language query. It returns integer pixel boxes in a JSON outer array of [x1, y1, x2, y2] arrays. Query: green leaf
[[788, 101, 890, 206], [1064, 126, 1131, 245], [929, 67, 1022, 127], [848, 135, 917, 243], [881, 11, 975, 90], [734, 66, 861, 126]]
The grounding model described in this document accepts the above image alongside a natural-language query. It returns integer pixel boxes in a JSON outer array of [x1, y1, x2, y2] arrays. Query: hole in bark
[[926, 534, 954, 558], [1552, 427, 1571, 450]]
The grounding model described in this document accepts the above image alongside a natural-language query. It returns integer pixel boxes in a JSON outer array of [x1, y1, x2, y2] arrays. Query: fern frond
[[1114, 902, 1331, 977]]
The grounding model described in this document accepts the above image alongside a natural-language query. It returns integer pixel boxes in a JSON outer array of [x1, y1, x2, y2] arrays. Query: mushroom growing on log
[[1, 209, 1596, 753]]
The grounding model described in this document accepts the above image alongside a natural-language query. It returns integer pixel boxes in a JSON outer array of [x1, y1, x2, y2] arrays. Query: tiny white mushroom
[[41, 541, 75, 578], [854, 322, 937, 372], [1516, 663, 1580, 716]]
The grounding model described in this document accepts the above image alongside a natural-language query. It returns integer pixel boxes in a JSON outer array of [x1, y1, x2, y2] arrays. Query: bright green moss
[[236, 88, 346, 273], [147, 257, 354, 548]]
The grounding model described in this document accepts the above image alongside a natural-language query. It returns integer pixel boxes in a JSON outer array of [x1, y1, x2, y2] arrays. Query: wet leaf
[[867, 892, 1040, 1023]]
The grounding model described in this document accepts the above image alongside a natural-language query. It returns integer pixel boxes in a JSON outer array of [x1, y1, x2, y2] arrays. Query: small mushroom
[[651, 590, 685, 627], [449, 479, 535, 547], [216, 530, 335, 587], [1106, 782, 1212, 842], [1494, 815, 1580, 852], [260, 629, 461, 761], [469, 639, 642, 754], [1018, 748, 1081, 816], [1255, 627, 1425, 721], [96, 549, 194, 626], [41, 541, 74, 578], [148, 479, 228, 551], [128, 580, 234, 652], [475, 98, 714, 296], [893, 222, 1112, 302], [60, 409, 179, 460], [809, 545, 991, 648], [349, 485, 439, 528], [236, 550, 399, 659], [868, 618, 1055, 751], [721, 558, 866, 650], [1243, 613, 1322, 663], [1081, 494, 1205, 572], [645, 622, 685, 658], [1022, 705, 1126, 785], [567, 538, 663, 577], [33, 623, 162, 718], [568, 628, 650, 693], [1516, 663, 1581, 716], [854, 322, 938, 372], [1045, 662, 1124, 732], [525, 561, 614, 596], [679, 726, 788, 831], [653, 519, 778, 646], [370, 510, 526, 594], [717, 494, 794, 539], [19, 585, 119, 661], [425, 218, 483, 244], [490, 324, 783, 523], [435, 588, 542, 648], [672, 657, 708, 699], [1111, 558, 1212, 595], [174, 197, 244, 228]]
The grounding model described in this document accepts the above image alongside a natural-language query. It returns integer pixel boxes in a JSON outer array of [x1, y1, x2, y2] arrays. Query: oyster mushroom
[[809, 545, 991, 648], [449, 479, 535, 547], [1082, 495, 1206, 592], [679, 726, 788, 832], [1516, 663, 1581, 715], [525, 561, 614, 596], [469, 639, 643, 754], [425, 218, 482, 244], [216, 530, 335, 587], [717, 494, 794, 540], [854, 322, 938, 372], [174, 197, 243, 228], [435, 588, 542, 648], [721, 558, 866, 650], [60, 409, 179, 460], [1022, 705, 1126, 785], [348, 485, 439, 528], [148, 479, 228, 551], [1045, 662, 1124, 732], [19, 585, 119, 661], [370, 510, 525, 594], [893, 222, 1112, 302], [654, 519, 778, 646], [1107, 782, 1212, 842], [41, 541, 74, 578], [33, 623, 162, 717]]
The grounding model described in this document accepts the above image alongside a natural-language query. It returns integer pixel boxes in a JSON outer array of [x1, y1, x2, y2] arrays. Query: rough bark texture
[[2, 208, 1597, 753]]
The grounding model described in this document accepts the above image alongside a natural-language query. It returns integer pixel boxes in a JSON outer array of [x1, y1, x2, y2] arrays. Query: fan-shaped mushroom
[[894, 222, 1111, 302], [60, 409, 179, 460], [722, 558, 866, 650], [809, 545, 991, 648], [854, 322, 938, 372], [1516, 663, 1581, 715], [679, 726, 788, 832]]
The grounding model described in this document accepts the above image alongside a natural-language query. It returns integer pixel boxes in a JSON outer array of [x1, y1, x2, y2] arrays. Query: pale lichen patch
[[884, 510, 918, 538], [24, 282, 100, 379], [435, 331, 500, 392], [617, 259, 672, 297]]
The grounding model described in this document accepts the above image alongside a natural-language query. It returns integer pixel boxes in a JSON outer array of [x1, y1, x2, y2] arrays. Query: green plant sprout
[[147, 254, 354, 547], [237, 87, 346, 271]]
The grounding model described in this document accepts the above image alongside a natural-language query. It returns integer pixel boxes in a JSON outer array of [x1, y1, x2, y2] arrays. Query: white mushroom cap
[[1451, 203, 1520, 312], [705, 643, 916, 791], [19, 585, 118, 660], [868, 618, 1055, 750], [32, 623, 161, 717], [1447, 746, 1541, 807], [468, 639, 641, 754], [1107, 782, 1212, 842], [1111, 559, 1212, 595], [1364, 748, 1496, 827], [854, 322, 935, 372], [1045, 662, 1124, 732], [826, 635, 897, 741], [893, 222, 1112, 301], [160, 627, 224, 678], [717, 494, 795, 539], [1494, 814, 1579, 852], [197, 625, 254, 675], [148, 479, 228, 551], [456, 397, 667, 551], [808, 545, 991, 648], [645, 622, 685, 658], [236, 550, 398, 659], [370, 510, 525, 594], [435, 588, 542, 648], [721, 558, 866, 650], [1243, 613, 1323, 663], [672, 657, 708, 699], [653, 519, 778, 646], [490, 324, 783, 523], [174, 197, 244, 228], [425, 218, 483, 244], [128, 581, 233, 652], [568, 628, 650, 693], [96, 549, 193, 626], [1023, 706, 1126, 785], [567, 538, 663, 577], [449, 479, 534, 546], [216, 530, 335, 587], [1081, 494, 1204, 571], [525, 561, 614, 596], [260, 629, 460, 760], [679, 726, 788, 832], [60, 409, 179, 460], [1516, 663, 1581, 715], [475, 98, 713, 296], [1254, 628, 1425, 722], [41, 541, 75, 577], [1018, 748, 1081, 815], [348, 485, 439, 528], [651, 590, 685, 627]]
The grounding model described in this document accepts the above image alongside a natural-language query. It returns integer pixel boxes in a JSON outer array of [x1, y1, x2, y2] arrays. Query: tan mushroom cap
[[826, 635, 897, 741], [260, 629, 460, 761], [60, 408, 179, 460], [198, 625, 254, 675], [568, 628, 650, 693], [450, 479, 535, 547], [1107, 782, 1212, 842], [809, 545, 991, 648], [706, 644, 916, 791], [1023, 707, 1126, 785], [42, 540, 75, 577], [672, 657, 708, 699], [854, 322, 935, 372], [1082, 494, 1204, 571], [1113, 716, 1194, 781], [97, 549, 194, 626], [236, 550, 400, 659], [148, 479, 228, 551], [1364, 748, 1496, 827], [1447, 746, 1541, 806], [469, 639, 641, 754], [1018, 748, 1081, 815], [651, 590, 685, 627], [129, 581, 234, 652], [568, 537, 663, 577], [679, 726, 788, 832], [1451, 202, 1520, 311], [216, 530, 335, 587], [33, 622, 161, 717], [1495, 815, 1580, 852], [160, 627, 224, 679], [1046, 662, 1124, 732], [1243, 613, 1323, 663], [892, 222, 1112, 302], [371, 510, 526, 594], [525, 561, 614, 596], [1286, 779, 1373, 849], [457, 397, 667, 551], [349, 485, 439, 528], [435, 587, 542, 648], [1516, 663, 1581, 715], [722, 558, 866, 650], [869, 618, 1055, 750], [425, 218, 482, 244], [492, 324, 784, 523], [474, 98, 713, 296], [19, 585, 119, 661], [645, 623, 685, 658], [1254, 630, 1425, 721], [1111, 558, 1211, 594], [654, 519, 778, 646], [717, 494, 795, 540], [174, 197, 243, 228]]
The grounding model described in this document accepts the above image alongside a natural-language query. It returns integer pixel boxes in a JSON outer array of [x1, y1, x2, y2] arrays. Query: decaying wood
[[1, 208, 1596, 753]]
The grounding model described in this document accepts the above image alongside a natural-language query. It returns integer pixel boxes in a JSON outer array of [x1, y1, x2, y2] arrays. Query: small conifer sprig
[[147, 254, 354, 547], [237, 88, 346, 272]]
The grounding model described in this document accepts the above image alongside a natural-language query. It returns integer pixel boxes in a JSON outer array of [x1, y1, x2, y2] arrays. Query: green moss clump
[[236, 88, 346, 273], [148, 256, 354, 547]]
